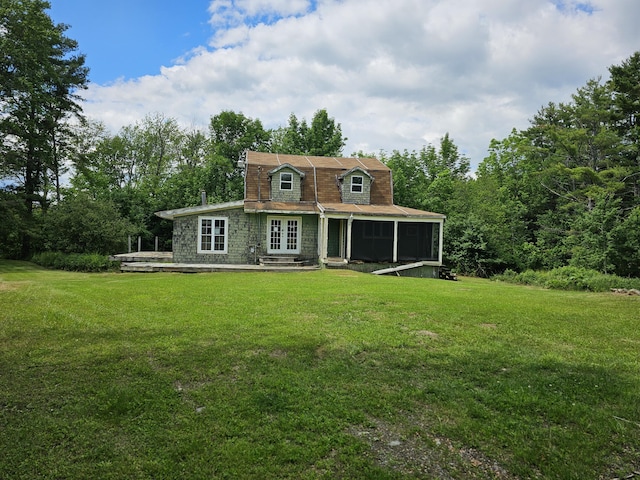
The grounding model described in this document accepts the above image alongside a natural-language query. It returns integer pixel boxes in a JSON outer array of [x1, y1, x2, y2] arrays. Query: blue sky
[[48, 0, 212, 83], [45, 1, 640, 170]]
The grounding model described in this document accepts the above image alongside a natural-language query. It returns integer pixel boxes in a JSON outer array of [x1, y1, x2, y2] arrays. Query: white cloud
[[81, 0, 640, 170]]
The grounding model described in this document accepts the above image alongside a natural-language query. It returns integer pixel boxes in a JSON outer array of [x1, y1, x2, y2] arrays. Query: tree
[[381, 149, 428, 209], [609, 51, 640, 207], [271, 109, 346, 156], [208, 110, 270, 201], [41, 193, 134, 254], [0, 0, 88, 257]]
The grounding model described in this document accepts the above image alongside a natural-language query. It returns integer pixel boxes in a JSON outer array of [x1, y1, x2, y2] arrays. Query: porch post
[[438, 219, 444, 264], [346, 214, 353, 261], [319, 214, 327, 261], [393, 220, 398, 263]]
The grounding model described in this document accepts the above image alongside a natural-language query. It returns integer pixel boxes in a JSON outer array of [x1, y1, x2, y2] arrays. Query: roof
[[244, 151, 394, 205], [155, 153, 446, 221], [319, 202, 445, 219], [155, 200, 244, 220], [245, 151, 390, 172]]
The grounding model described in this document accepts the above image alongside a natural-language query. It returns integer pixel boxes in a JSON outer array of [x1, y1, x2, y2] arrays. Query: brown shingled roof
[[245, 151, 390, 172], [244, 151, 394, 205]]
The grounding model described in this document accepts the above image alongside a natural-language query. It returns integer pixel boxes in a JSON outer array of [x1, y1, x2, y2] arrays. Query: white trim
[[350, 175, 364, 193], [197, 216, 228, 254], [280, 172, 293, 190], [393, 220, 398, 263]]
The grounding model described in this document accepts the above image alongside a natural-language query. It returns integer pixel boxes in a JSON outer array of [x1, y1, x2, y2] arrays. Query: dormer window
[[280, 172, 293, 190], [351, 176, 363, 193]]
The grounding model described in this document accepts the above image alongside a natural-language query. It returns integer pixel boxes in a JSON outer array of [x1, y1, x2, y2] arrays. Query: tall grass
[[493, 266, 640, 292], [1, 260, 639, 479]]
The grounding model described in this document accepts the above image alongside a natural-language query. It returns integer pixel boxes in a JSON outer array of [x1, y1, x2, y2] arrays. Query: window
[[198, 216, 228, 254], [351, 175, 363, 193], [280, 172, 293, 190]]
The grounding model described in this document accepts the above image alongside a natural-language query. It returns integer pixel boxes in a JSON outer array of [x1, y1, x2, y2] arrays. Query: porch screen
[[397, 222, 437, 261], [350, 220, 393, 262]]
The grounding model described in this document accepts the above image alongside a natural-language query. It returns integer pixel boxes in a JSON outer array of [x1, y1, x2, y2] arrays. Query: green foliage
[[40, 193, 134, 254], [270, 109, 346, 156], [471, 53, 640, 278], [0, 189, 31, 259], [0, 0, 88, 257], [30, 251, 119, 271], [493, 266, 640, 291], [444, 215, 504, 277]]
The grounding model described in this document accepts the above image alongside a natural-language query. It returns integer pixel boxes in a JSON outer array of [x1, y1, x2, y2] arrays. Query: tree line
[[384, 52, 640, 277], [1, 1, 639, 277]]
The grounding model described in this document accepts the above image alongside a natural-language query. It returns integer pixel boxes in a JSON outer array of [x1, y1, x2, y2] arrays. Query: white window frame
[[351, 175, 363, 193], [197, 216, 228, 254], [280, 172, 293, 190], [267, 216, 302, 254]]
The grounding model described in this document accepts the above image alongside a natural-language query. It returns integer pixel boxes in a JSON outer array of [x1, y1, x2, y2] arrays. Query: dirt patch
[[479, 323, 497, 329], [269, 349, 288, 359], [414, 330, 439, 339], [348, 416, 517, 479], [0, 281, 29, 292]]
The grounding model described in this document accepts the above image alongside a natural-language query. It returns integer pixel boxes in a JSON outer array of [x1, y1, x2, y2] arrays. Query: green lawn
[[1, 260, 639, 479]]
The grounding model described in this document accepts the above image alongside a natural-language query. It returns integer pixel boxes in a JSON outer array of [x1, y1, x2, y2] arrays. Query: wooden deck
[[119, 262, 320, 273], [111, 252, 320, 273]]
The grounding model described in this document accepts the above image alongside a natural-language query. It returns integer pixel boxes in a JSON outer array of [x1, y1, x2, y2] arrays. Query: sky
[[47, 0, 640, 171]]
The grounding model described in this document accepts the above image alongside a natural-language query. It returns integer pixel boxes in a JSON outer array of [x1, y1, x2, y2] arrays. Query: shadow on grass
[[0, 259, 44, 273], [2, 324, 639, 479]]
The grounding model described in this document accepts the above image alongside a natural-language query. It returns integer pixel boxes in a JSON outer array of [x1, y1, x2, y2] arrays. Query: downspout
[[257, 166, 262, 201], [314, 166, 323, 262], [313, 166, 318, 204]]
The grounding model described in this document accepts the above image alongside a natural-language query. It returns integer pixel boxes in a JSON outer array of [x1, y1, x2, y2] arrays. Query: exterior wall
[[257, 213, 319, 262], [269, 167, 303, 202], [341, 172, 372, 205], [173, 208, 260, 264], [172, 207, 319, 264]]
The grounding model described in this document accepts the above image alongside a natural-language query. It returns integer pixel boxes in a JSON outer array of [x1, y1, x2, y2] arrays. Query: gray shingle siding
[[341, 172, 372, 204], [270, 167, 303, 202], [172, 207, 318, 264]]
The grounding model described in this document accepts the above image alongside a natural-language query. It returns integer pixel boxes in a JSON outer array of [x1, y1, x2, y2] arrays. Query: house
[[155, 151, 445, 275]]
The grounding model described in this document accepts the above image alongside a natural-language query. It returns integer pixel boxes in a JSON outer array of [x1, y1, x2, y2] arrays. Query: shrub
[[31, 252, 119, 272], [492, 266, 640, 292], [41, 194, 135, 255]]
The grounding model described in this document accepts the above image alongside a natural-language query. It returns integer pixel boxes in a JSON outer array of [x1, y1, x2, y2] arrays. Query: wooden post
[[155, 236, 159, 252], [128, 235, 131, 253], [138, 236, 142, 252]]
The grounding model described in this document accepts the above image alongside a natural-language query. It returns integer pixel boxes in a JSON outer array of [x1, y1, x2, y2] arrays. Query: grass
[[1, 260, 639, 479]]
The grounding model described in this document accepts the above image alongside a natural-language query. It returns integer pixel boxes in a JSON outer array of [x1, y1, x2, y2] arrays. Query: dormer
[[268, 164, 306, 202], [338, 167, 374, 205]]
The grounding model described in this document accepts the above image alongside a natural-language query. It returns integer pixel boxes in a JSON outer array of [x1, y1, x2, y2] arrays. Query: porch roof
[[319, 202, 446, 219], [155, 200, 244, 220], [243, 200, 319, 214]]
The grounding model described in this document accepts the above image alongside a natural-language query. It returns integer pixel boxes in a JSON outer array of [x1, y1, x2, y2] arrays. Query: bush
[[31, 252, 119, 272], [492, 266, 640, 292], [41, 194, 135, 255]]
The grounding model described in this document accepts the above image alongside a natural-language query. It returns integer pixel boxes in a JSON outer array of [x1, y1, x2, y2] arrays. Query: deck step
[[258, 256, 305, 267]]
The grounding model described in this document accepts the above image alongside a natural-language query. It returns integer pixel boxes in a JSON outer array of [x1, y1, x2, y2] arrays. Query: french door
[[268, 217, 301, 254]]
